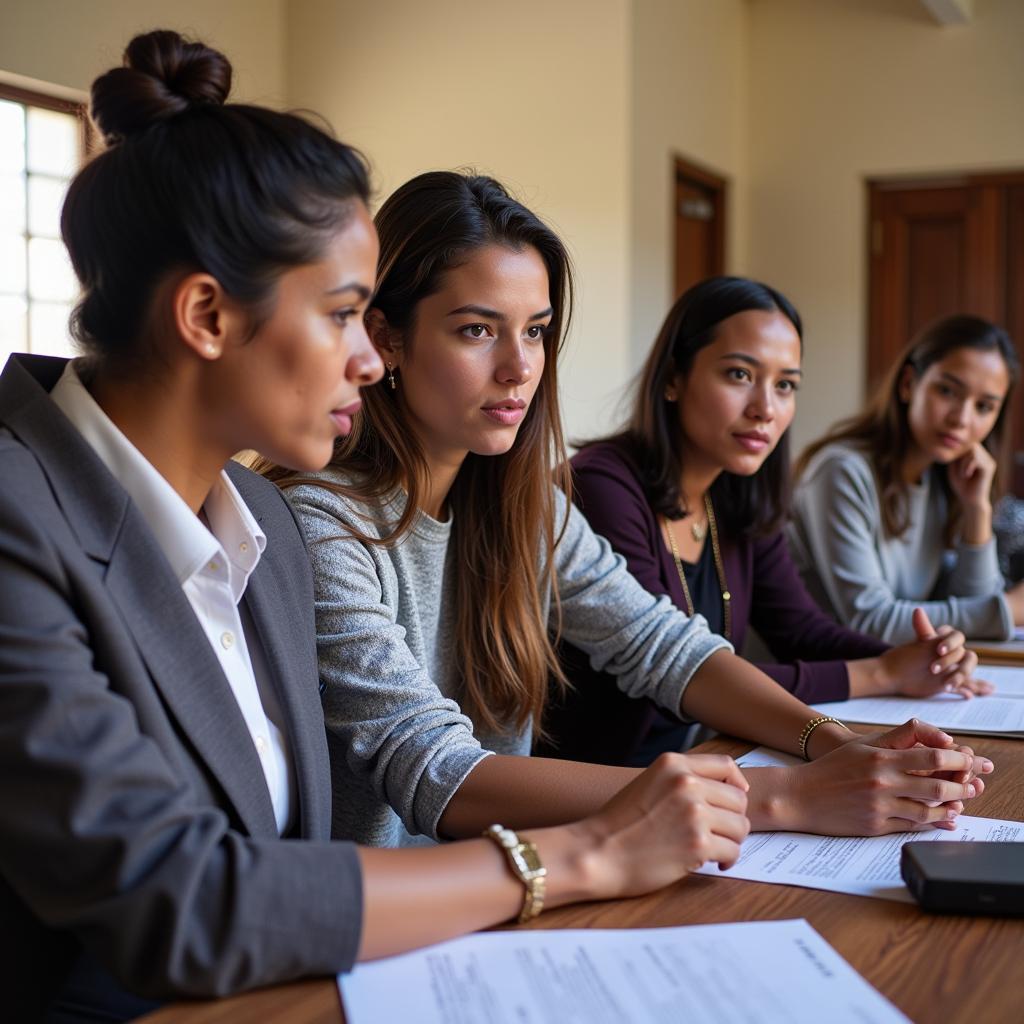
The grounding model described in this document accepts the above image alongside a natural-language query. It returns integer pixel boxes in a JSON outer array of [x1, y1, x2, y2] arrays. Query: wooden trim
[[0, 79, 93, 169], [674, 154, 728, 191], [672, 154, 727, 291]]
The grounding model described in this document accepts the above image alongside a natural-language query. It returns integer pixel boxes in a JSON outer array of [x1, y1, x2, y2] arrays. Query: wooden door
[[674, 156, 726, 300], [868, 173, 1024, 495]]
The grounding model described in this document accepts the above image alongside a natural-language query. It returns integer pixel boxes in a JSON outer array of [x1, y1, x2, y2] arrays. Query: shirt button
[[220, 631, 234, 650], [255, 735, 268, 755], [208, 559, 220, 572], [239, 541, 249, 554]]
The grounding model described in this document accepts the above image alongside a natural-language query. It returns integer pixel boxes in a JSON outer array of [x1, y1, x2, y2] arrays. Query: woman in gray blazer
[[0, 29, 751, 1022]]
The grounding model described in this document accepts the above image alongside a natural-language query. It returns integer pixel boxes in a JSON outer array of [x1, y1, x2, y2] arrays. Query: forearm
[[960, 500, 992, 546], [846, 657, 886, 698], [357, 824, 595, 961], [438, 754, 639, 839], [679, 649, 851, 758]]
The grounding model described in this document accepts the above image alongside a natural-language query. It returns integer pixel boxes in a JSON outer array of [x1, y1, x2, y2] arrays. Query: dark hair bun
[[90, 29, 232, 143]]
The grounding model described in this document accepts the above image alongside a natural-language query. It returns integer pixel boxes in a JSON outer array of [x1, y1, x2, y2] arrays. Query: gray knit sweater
[[787, 444, 1012, 643], [289, 472, 731, 847]]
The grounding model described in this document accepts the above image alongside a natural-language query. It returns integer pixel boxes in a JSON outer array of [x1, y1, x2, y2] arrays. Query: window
[[0, 82, 87, 370]]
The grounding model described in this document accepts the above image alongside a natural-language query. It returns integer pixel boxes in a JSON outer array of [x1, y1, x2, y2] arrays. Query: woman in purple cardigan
[[540, 277, 988, 767]]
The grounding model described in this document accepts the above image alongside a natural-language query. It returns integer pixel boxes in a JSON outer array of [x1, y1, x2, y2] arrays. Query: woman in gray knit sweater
[[790, 315, 1023, 644], [273, 173, 989, 854]]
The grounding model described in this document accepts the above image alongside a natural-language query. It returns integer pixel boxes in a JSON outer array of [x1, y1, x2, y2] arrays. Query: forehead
[[431, 244, 550, 308], [697, 309, 802, 364], [279, 202, 379, 296], [924, 347, 1011, 396]]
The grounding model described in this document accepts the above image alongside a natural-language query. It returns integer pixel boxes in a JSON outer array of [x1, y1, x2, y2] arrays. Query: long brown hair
[[795, 314, 1019, 540], [262, 172, 573, 735]]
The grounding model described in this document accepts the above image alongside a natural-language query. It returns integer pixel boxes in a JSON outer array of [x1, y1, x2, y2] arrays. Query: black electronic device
[[900, 842, 1024, 915]]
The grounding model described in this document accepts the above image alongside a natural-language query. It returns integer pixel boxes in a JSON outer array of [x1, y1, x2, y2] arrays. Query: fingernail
[[947, 809, 959, 820], [931, 664, 942, 674], [982, 759, 994, 772], [938, 645, 947, 655]]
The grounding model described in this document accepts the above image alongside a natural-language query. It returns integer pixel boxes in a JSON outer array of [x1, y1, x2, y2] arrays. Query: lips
[[329, 398, 362, 436], [733, 431, 770, 452], [937, 432, 966, 449], [481, 397, 527, 427]]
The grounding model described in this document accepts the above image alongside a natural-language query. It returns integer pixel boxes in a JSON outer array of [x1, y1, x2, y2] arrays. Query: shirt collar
[[49, 361, 265, 596]]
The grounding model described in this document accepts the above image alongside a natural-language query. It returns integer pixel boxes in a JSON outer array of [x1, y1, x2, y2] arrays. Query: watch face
[[511, 844, 545, 878]]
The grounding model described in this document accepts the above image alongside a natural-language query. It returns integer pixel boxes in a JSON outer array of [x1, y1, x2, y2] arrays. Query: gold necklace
[[665, 494, 731, 640]]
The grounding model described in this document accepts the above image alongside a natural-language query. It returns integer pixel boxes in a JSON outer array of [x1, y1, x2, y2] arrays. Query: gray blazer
[[0, 354, 363, 1020]]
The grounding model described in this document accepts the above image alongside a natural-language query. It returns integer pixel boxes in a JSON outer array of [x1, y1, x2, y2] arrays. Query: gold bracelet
[[483, 824, 547, 924], [798, 716, 843, 761]]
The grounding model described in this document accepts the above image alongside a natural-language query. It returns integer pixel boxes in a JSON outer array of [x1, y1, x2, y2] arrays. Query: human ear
[[897, 365, 915, 403], [172, 273, 239, 361], [365, 307, 402, 366]]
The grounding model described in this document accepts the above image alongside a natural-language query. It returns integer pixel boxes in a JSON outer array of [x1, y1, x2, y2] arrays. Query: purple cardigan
[[539, 440, 888, 766]]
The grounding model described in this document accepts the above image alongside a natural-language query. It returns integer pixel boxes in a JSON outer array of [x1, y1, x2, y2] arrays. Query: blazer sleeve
[[790, 449, 1011, 643], [746, 531, 888, 703], [0, 453, 363, 999]]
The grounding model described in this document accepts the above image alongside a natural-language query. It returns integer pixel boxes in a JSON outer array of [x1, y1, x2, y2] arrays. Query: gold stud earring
[[206, 343, 218, 357], [386, 362, 397, 390]]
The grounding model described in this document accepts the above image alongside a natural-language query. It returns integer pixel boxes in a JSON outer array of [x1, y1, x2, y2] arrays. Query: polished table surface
[[141, 727, 1024, 1024]]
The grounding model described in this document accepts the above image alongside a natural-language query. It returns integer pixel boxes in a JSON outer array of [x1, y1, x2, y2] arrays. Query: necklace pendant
[[690, 520, 707, 542]]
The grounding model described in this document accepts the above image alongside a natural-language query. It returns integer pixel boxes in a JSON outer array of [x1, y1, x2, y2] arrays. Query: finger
[[932, 627, 965, 658], [892, 745, 982, 774], [911, 606, 936, 641], [964, 673, 995, 696], [887, 798, 963, 826], [706, 805, 752, 846], [875, 718, 955, 751], [704, 835, 744, 872], [898, 775, 976, 805], [683, 753, 749, 791], [930, 646, 969, 674], [691, 775, 750, 815]]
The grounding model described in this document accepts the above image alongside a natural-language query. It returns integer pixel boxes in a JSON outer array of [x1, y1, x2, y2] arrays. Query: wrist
[[847, 656, 888, 698], [744, 767, 800, 832], [805, 721, 853, 760], [530, 821, 606, 908]]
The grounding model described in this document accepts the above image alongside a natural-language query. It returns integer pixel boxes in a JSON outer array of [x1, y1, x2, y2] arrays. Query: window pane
[[0, 295, 28, 368], [27, 107, 79, 177], [0, 233, 27, 293], [28, 236, 77, 302], [0, 100, 26, 174], [28, 173, 68, 238], [0, 173, 26, 233], [29, 301, 75, 357]]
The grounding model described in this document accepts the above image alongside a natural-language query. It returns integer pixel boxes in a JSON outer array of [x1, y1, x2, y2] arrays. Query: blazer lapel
[[241, 522, 328, 840]]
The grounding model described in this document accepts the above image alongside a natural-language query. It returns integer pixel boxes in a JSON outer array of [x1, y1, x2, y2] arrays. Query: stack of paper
[[809, 664, 1024, 737], [339, 919, 909, 1023]]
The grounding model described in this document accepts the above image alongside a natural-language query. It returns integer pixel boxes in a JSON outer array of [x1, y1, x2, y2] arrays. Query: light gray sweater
[[289, 473, 731, 847], [787, 444, 1012, 644]]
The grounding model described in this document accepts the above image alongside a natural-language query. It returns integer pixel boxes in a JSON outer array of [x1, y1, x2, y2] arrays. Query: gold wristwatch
[[483, 824, 547, 923]]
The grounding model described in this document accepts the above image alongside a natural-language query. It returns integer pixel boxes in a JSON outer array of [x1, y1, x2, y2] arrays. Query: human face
[[216, 203, 382, 470], [392, 243, 551, 471], [900, 347, 1009, 468], [671, 309, 802, 480]]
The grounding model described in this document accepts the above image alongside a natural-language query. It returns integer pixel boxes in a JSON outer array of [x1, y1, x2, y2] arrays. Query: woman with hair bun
[[791, 315, 1023, 643], [0, 29, 753, 1021]]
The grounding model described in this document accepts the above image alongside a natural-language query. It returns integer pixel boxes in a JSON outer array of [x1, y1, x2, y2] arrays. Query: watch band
[[483, 824, 547, 923]]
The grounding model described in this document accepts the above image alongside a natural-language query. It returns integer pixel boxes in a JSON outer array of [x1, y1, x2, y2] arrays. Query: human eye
[[460, 323, 493, 340], [935, 382, 954, 397], [331, 308, 358, 327], [777, 378, 799, 394], [726, 366, 751, 382], [977, 400, 997, 416], [525, 324, 549, 342]]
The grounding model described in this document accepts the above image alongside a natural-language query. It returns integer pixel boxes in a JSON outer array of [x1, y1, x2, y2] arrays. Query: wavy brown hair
[[795, 314, 1019, 541], [260, 172, 573, 735]]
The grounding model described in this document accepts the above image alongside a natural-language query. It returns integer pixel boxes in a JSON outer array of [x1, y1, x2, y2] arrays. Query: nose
[[947, 397, 969, 427], [496, 339, 534, 385], [745, 383, 776, 422], [349, 320, 384, 386]]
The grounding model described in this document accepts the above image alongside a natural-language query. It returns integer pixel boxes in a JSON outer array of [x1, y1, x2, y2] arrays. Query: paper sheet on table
[[338, 918, 909, 1024], [809, 688, 1024, 736], [977, 664, 1024, 697], [704, 746, 1024, 901]]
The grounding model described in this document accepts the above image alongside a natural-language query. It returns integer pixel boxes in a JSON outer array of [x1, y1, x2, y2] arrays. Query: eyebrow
[[938, 371, 1002, 402], [325, 282, 372, 299], [446, 304, 554, 322], [718, 352, 802, 376]]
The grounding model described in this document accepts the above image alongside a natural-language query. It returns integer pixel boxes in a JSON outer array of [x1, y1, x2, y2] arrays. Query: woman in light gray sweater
[[791, 315, 1023, 644], [271, 173, 987, 854]]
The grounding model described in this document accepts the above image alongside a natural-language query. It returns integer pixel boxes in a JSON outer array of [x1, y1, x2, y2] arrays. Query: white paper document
[[810, 685, 1024, 736], [978, 664, 1024, 697], [703, 747, 1024, 901], [339, 918, 908, 1024]]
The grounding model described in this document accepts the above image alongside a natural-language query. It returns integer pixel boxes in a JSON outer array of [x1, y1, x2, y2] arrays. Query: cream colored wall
[[746, 0, 1024, 451], [630, 0, 749, 368], [286, 0, 631, 442], [0, 0, 286, 104]]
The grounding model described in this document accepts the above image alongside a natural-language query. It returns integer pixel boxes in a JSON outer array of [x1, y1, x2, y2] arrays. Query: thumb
[[876, 718, 955, 751], [912, 606, 937, 641]]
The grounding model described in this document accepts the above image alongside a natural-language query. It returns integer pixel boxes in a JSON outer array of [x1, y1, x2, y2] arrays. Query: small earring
[[386, 362, 397, 390], [205, 343, 218, 357], [664, 390, 676, 402]]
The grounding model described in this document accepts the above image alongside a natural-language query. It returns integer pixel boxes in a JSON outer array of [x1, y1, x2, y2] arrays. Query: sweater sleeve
[[290, 489, 491, 843], [789, 449, 1012, 643], [553, 490, 732, 719]]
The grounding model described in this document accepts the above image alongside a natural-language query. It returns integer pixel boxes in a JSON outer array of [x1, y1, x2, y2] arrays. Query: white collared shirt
[[51, 361, 296, 835]]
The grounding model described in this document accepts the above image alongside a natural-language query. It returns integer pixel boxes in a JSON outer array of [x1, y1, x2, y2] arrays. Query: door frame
[[673, 154, 727, 299]]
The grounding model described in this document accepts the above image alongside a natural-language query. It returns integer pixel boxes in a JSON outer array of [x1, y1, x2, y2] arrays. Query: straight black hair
[[584, 275, 803, 538]]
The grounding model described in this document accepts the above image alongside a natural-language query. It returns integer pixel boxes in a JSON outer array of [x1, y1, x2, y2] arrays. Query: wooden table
[[141, 730, 1024, 1024]]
